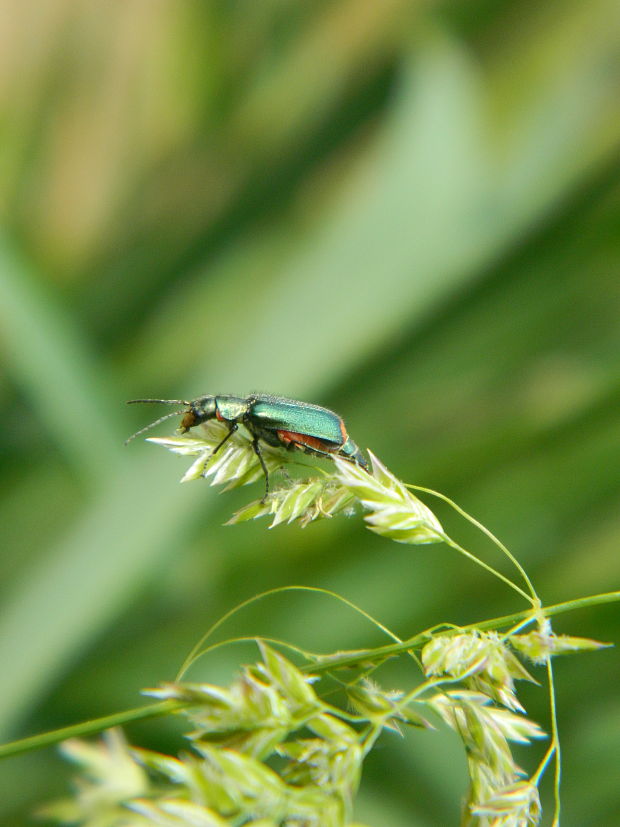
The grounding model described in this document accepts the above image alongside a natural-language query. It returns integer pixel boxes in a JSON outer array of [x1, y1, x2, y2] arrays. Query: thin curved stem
[[439, 533, 534, 603], [177, 584, 405, 679], [409, 484, 539, 601]]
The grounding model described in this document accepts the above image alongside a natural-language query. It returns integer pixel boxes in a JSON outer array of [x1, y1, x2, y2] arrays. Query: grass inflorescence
[[11, 425, 614, 826]]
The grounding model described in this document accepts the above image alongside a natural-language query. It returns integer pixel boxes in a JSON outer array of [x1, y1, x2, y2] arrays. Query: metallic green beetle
[[126, 393, 368, 495]]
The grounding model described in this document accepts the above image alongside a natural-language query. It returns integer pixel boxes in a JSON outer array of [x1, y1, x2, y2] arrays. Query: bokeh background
[[1, 1, 619, 824]]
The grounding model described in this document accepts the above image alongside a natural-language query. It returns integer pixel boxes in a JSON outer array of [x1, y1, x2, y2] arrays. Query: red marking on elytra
[[277, 430, 335, 453], [216, 409, 225, 421]]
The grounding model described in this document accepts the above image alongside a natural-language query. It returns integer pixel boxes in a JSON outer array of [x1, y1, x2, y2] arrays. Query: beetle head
[[182, 396, 217, 429]]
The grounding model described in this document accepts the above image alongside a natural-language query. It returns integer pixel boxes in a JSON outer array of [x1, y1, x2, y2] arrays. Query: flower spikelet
[[429, 690, 545, 823], [148, 420, 281, 489], [422, 632, 535, 711], [147, 643, 322, 760], [335, 452, 443, 544]]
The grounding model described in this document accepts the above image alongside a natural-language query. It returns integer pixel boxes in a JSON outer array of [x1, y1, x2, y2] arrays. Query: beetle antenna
[[126, 398, 190, 406], [124, 408, 188, 445]]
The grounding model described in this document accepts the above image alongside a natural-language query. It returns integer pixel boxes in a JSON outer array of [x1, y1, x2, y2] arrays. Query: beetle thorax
[[214, 396, 250, 422]]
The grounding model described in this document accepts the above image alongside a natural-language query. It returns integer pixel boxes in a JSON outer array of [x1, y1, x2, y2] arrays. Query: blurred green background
[[1, 1, 619, 824]]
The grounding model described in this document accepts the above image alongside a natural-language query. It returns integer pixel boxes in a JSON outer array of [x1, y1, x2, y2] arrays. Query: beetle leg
[[209, 422, 238, 456], [251, 437, 271, 502], [279, 466, 293, 484]]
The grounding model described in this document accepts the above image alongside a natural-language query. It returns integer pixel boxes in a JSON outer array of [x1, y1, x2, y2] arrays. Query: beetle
[[126, 393, 368, 496]]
